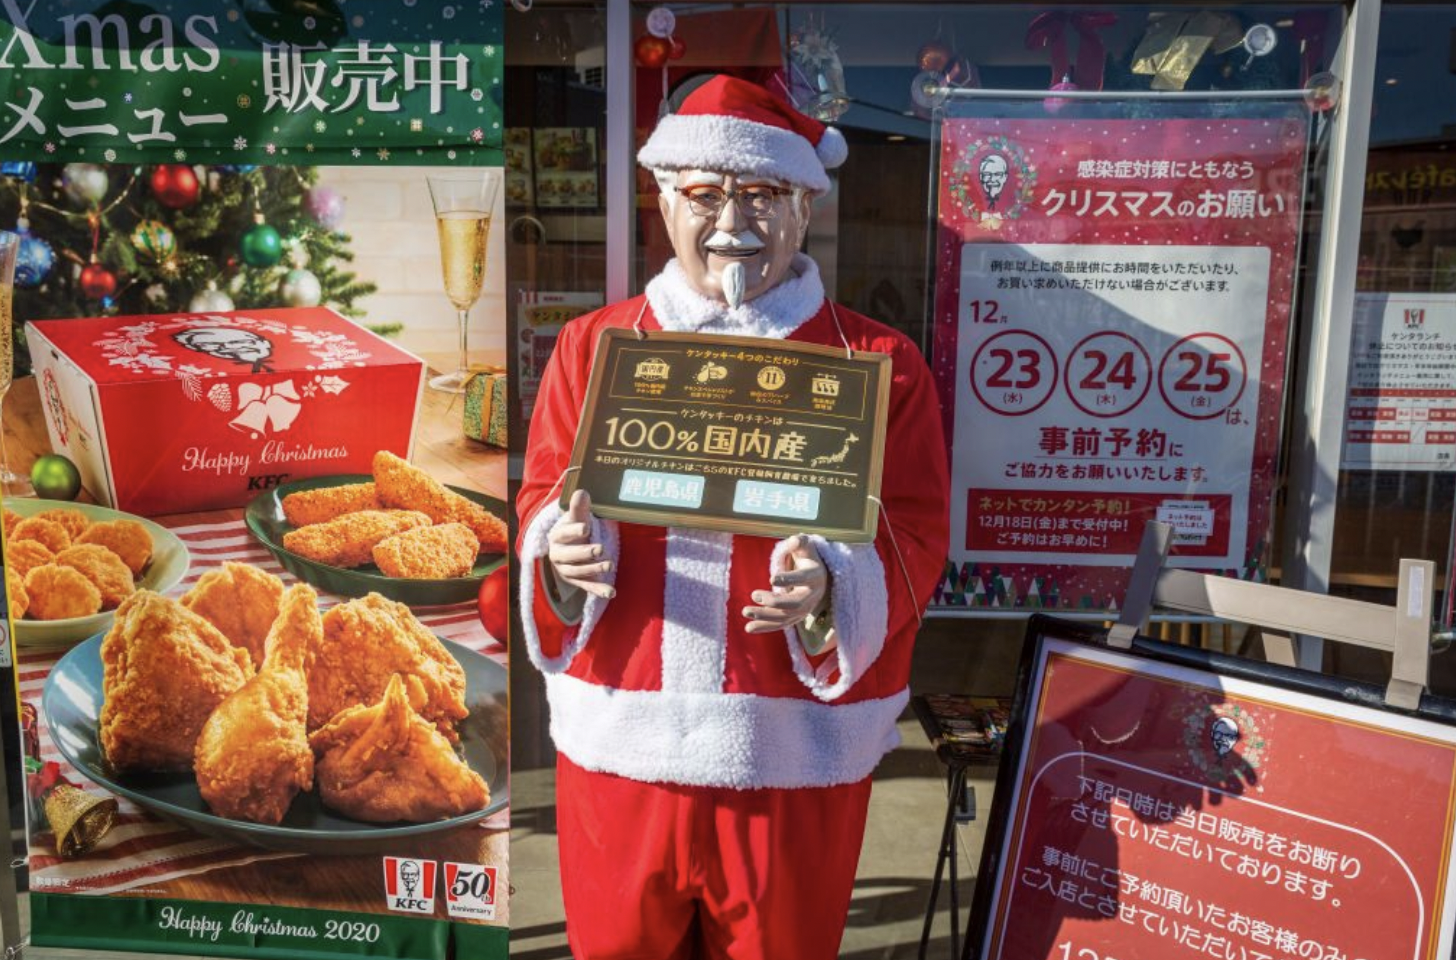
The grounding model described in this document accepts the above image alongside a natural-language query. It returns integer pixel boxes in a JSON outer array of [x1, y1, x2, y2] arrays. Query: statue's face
[[660, 169, 811, 308]]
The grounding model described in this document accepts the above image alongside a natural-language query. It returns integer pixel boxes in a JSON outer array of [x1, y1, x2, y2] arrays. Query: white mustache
[[705, 230, 764, 252]]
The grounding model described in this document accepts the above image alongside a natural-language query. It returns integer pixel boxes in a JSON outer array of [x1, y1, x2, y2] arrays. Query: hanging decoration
[[61, 164, 109, 207], [189, 281, 236, 313], [1025, 12, 1117, 93], [14, 218, 55, 289], [240, 211, 284, 267], [129, 220, 177, 263], [280, 268, 323, 307], [787, 19, 850, 122], [634, 34, 671, 69], [916, 39, 953, 75], [1043, 74, 1080, 115], [305, 186, 347, 230], [149, 164, 200, 209], [1129, 11, 1243, 91], [79, 261, 118, 300], [1, 161, 37, 183]]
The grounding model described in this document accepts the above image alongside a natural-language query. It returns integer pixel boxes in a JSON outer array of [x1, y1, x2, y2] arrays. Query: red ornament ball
[[669, 37, 686, 60], [477, 565, 509, 644], [79, 262, 117, 299], [634, 34, 671, 69], [150, 163, 200, 209], [917, 40, 953, 74]]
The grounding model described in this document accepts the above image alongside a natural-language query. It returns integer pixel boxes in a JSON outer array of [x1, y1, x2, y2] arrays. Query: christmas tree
[[0, 163, 379, 375]]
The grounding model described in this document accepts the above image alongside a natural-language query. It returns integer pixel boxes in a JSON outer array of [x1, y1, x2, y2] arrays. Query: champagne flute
[[427, 171, 501, 393], [0, 231, 31, 498]]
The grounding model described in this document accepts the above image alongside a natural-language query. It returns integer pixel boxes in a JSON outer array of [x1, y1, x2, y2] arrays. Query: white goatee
[[722, 261, 746, 309]]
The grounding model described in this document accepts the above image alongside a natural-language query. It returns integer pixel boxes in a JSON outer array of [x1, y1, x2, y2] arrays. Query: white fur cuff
[[773, 535, 889, 701], [517, 500, 619, 673]]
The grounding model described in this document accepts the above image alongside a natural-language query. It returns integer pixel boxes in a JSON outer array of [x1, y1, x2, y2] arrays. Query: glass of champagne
[[427, 171, 502, 393], [0, 231, 30, 498]]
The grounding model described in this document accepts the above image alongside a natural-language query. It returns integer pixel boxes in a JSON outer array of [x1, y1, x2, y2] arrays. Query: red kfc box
[[27, 307, 424, 517]]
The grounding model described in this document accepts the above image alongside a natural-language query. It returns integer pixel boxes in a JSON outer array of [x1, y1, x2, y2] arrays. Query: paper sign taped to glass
[[562, 329, 891, 542]]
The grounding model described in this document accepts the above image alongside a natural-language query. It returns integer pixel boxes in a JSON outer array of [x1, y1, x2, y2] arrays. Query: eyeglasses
[[676, 184, 793, 219]]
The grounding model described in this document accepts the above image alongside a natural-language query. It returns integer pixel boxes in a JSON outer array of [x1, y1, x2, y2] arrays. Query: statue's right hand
[[546, 489, 615, 599]]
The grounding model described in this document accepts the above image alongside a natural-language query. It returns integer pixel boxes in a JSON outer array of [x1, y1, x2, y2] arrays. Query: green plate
[[44, 632, 508, 854], [8, 499, 191, 649], [244, 474, 506, 606]]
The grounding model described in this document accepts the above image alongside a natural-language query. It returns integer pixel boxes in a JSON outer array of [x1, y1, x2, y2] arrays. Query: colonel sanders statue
[[517, 74, 950, 960]]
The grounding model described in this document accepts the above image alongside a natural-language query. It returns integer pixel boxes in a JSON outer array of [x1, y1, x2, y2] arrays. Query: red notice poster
[[932, 112, 1308, 609], [975, 626, 1456, 960]]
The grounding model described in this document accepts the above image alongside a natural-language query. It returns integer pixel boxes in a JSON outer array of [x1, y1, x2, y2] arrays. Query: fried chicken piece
[[282, 482, 382, 527], [310, 674, 488, 823], [11, 517, 71, 554], [307, 592, 467, 736], [76, 520, 153, 576], [7, 567, 28, 619], [372, 451, 508, 551], [194, 584, 318, 824], [3, 508, 19, 536], [6, 539, 55, 579], [181, 562, 285, 666], [54, 544, 135, 610], [24, 565, 102, 620], [100, 592, 254, 772], [282, 510, 432, 568], [34, 509, 90, 541], [372, 523, 479, 579]]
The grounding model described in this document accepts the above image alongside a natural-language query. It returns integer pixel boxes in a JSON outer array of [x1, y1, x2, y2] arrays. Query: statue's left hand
[[743, 535, 829, 635]]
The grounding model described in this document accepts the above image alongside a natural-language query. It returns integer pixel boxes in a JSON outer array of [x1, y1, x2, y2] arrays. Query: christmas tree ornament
[[129, 220, 177, 262], [150, 163, 201, 209], [44, 784, 117, 858], [787, 24, 850, 121], [1045, 74, 1079, 115], [1, 161, 36, 183], [31, 454, 82, 501], [13, 219, 54, 288], [645, 6, 675, 38], [305, 186, 346, 229], [669, 37, 686, 60], [1026, 12, 1116, 92], [79, 261, 118, 300], [217, 164, 259, 174], [62, 164, 109, 207], [240, 214, 284, 267], [634, 35, 671, 69], [916, 40, 953, 74], [189, 281, 235, 313], [477, 565, 509, 643], [279, 268, 322, 307]]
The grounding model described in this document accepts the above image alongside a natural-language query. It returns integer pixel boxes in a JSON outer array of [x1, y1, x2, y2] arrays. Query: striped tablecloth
[[18, 514, 509, 895]]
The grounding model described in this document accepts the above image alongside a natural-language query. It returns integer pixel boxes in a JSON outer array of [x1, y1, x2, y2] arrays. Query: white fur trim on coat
[[638, 113, 832, 194], [774, 535, 889, 702], [546, 671, 907, 789], [517, 500, 619, 674], [661, 529, 733, 693], [646, 254, 824, 340]]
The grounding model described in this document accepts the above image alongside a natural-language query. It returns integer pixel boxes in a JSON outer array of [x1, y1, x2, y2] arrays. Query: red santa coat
[[517, 255, 950, 792]]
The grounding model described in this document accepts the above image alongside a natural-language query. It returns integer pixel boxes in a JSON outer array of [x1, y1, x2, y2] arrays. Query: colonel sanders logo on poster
[[948, 135, 1036, 230]]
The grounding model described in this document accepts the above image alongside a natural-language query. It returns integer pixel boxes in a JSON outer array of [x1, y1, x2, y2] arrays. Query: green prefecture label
[[0, 1, 502, 164], [32, 894, 507, 960]]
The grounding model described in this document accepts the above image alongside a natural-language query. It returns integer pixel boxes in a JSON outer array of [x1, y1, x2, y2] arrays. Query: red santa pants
[[555, 754, 874, 960]]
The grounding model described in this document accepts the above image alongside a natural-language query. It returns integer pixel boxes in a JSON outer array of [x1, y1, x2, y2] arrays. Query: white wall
[[316, 166, 507, 363]]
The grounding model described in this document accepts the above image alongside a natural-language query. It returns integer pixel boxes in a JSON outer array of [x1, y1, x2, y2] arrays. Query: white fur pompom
[[816, 126, 848, 169]]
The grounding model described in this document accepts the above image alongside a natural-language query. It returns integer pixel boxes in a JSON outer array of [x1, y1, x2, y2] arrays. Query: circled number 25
[[1173, 351, 1232, 393]]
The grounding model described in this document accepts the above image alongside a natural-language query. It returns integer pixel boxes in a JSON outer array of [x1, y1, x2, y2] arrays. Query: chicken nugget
[[76, 520, 153, 575], [182, 562, 285, 665], [24, 565, 102, 620], [34, 509, 90, 541], [282, 482, 382, 527], [373, 451, 506, 550], [3, 508, 20, 536], [7, 567, 28, 620], [282, 510, 432, 568], [55, 544, 135, 610], [6, 539, 55, 579], [372, 523, 479, 579], [11, 517, 71, 554]]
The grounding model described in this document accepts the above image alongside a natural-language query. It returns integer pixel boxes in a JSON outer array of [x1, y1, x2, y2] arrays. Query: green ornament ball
[[240, 222, 284, 267], [130, 219, 177, 262], [31, 454, 82, 501]]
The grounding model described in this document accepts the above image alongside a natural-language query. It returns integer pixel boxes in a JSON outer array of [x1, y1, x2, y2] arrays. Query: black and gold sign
[[563, 329, 891, 542]]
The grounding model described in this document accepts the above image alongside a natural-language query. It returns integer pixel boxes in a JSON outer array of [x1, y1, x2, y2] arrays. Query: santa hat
[[638, 74, 847, 194]]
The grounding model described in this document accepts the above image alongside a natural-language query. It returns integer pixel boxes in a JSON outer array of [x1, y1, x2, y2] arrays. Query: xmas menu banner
[[0, 0, 502, 166], [1341, 293, 1456, 472], [972, 619, 1456, 960], [931, 107, 1308, 610]]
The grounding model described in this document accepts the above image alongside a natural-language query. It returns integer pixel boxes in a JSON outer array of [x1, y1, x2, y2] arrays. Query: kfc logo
[[1405, 308, 1426, 328], [383, 857, 437, 915]]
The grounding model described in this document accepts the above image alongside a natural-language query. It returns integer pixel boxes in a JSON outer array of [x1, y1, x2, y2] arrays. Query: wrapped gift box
[[463, 367, 507, 448], [27, 307, 424, 516]]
